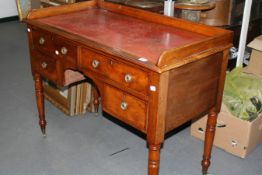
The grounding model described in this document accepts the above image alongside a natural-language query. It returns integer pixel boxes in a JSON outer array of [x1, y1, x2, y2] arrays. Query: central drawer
[[103, 85, 147, 132], [80, 48, 149, 95]]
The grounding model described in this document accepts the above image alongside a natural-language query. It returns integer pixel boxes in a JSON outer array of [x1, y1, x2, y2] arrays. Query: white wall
[[0, 0, 18, 18]]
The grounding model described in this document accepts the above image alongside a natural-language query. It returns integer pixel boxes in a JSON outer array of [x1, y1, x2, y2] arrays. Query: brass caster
[[41, 128, 46, 137]]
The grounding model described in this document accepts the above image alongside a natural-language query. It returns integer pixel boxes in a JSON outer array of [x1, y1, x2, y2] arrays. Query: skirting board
[[0, 16, 19, 23]]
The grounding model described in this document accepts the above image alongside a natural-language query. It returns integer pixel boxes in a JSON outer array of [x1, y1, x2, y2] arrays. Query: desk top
[[36, 8, 207, 65], [26, 1, 232, 71]]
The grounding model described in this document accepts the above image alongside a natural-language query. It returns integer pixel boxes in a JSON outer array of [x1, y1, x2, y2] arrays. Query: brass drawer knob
[[61, 47, 68, 55], [124, 73, 133, 83], [39, 37, 45, 45], [120, 101, 128, 110], [92, 59, 100, 68], [41, 62, 48, 69]]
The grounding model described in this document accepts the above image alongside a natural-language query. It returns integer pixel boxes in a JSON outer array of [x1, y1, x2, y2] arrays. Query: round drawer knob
[[120, 101, 128, 110], [39, 37, 45, 45], [124, 73, 133, 83], [92, 59, 100, 68], [41, 62, 48, 69], [61, 47, 68, 55]]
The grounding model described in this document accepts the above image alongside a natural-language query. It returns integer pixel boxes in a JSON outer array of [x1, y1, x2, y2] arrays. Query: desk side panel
[[165, 52, 223, 133]]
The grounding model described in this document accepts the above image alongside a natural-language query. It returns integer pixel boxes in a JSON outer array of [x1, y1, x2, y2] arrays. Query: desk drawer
[[103, 85, 147, 132], [54, 36, 78, 67], [107, 59, 149, 95], [31, 52, 58, 83], [32, 28, 54, 56], [80, 48, 149, 94], [31, 28, 78, 67], [80, 48, 109, 76]]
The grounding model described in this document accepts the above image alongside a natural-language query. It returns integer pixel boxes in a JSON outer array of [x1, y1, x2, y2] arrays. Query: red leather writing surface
[[37, 8, 207, 64]]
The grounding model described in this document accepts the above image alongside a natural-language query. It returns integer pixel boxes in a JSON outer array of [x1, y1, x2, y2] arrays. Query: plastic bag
[[223, 67, 262, 121]]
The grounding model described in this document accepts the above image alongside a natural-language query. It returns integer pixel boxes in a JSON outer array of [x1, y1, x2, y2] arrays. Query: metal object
[[105, 0, 163, 13], [39, 37, 45, 45], [92, 59, 100, 68], [164, 0, 174, 17], [124, 73, 133, 83], [181, 10, 200, 22], [61, 47, 68, 55], [176, 0, 210, 5], [120, 101, 128, 110], [41, 62, 48, 69], [125, 0, 163, 9], [41, 128, 46, 137], [138, 57, 148, 62], [109, 60, 114, 65], [236, 0, 253, 67], [175, 1, 215, 22], [150, 85, 157, 91], [55, 50, 59, 55]]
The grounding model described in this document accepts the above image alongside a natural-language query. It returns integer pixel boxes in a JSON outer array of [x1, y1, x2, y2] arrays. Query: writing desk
[[25, 1, 232, 174]]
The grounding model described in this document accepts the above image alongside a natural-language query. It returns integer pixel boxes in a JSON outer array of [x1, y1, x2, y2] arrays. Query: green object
[[223, 67, 262, 121]]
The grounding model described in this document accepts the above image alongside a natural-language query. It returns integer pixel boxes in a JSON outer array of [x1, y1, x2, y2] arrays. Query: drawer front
[[54, 36, 78, 67], [107, 60, 149, 95], [80, 48, 109, 75], [31, 51, 58, 82], [32, 28, 54, 56], [31, 28, 78, 67], [80, 48, 149, 94], [103, 85, 147, 132]]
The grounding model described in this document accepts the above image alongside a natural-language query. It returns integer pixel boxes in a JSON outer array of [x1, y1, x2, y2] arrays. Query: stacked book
[[43, 80, 95, 116]]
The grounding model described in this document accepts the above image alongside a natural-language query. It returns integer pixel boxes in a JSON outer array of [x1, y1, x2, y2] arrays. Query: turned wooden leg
[[202, 107, 218, 174], [34, 74, 47, 136], [92, 86, 100, 114], [148, 144, 161, 175]]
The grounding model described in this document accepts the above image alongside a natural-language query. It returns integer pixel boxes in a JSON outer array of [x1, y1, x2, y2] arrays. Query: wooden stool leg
[[148, 144, 161, 175], [34, 74, 47, 136], [202, 107, 218, 174], [92, 86, 100, 114]]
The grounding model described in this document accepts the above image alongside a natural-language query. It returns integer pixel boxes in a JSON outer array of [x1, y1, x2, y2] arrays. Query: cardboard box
[[191, 105, 262, 158], [191, 35, 262, 158], [245, 35, 262, 76]]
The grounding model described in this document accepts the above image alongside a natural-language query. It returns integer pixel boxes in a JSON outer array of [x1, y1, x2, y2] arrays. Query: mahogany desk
[[25, 1, 232, 174]]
